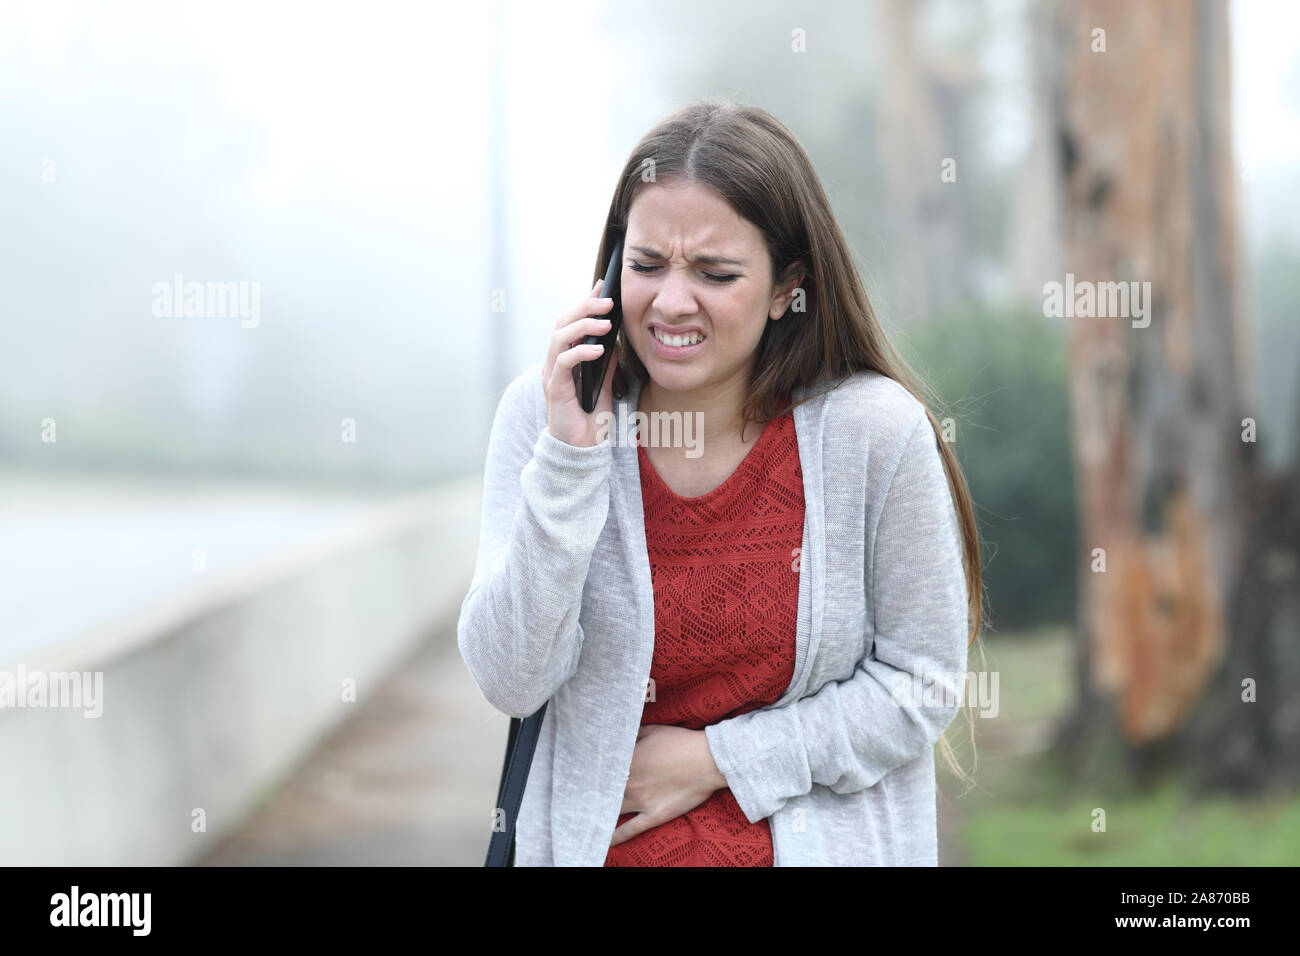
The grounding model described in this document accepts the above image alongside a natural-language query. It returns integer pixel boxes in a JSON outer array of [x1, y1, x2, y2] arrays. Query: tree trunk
[[1052, 0, 1300, 792], [873, 0, 977, 321]]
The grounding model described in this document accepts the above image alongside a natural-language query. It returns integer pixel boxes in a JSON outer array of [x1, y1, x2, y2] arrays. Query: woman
[[458, 99, 984, 866]]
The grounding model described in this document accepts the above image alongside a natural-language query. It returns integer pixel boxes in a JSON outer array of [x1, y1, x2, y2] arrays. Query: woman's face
[[621, 179, 801, 400]]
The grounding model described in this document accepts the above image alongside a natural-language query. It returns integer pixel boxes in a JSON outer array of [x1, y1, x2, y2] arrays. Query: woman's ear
[[770, 261, 808, 320]]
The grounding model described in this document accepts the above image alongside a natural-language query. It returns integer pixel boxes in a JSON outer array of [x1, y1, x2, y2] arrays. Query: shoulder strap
[[485, 702, 548, 867]]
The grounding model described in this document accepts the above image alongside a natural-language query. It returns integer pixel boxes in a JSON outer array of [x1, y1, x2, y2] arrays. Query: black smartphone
[[572, 237, 624, 413]]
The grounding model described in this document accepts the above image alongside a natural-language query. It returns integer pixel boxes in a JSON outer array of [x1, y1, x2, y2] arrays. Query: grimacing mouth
[[648, 322, 708, 344]]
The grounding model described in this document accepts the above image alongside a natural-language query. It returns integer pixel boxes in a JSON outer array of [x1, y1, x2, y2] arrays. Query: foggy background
[[2, 0, 1296, 867]]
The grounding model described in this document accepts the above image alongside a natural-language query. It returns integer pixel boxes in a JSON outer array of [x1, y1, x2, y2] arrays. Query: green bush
[[893, 302, 1078, 632]]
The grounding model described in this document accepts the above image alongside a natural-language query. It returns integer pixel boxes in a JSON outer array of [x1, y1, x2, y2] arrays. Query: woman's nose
[[652, 268, 700, 317]]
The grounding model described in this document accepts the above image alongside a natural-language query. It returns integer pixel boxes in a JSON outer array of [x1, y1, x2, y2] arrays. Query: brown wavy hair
[[593, 98, 986, 790]]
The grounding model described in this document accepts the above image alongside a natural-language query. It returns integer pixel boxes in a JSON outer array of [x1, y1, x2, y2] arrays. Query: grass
[[938, 625, 1300, 866]]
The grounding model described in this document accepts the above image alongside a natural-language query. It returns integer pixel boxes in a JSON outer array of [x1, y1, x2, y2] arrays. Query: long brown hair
[[594, 98, 986, 789]]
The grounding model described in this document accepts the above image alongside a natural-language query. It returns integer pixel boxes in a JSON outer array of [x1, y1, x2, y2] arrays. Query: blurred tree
[[1050, 0, 1299, 791], [874, 0, 979, 321]]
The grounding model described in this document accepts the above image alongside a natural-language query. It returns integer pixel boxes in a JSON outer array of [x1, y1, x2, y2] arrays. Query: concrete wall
[[0, 478, 481, 865]]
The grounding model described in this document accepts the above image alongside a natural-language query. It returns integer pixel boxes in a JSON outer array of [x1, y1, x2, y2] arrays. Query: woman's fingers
[[542, 280, 612, 384], [551, 340, 605, 376], [551, 314, 614, 356], [540, 274, 621, 445]]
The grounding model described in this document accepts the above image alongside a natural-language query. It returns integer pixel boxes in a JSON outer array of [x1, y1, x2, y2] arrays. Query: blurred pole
[[489, 0, 511, 400]]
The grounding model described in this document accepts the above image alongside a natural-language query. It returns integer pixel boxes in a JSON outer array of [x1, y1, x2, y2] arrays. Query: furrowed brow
[[629, 245, 745, 267]]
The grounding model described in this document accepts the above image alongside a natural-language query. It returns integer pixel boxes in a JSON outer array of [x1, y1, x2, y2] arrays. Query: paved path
[[199, 617, 506, 866]]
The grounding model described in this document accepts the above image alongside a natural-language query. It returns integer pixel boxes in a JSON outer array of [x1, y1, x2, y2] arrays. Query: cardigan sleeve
[[703, 412, 970, 823], [456, 365, 614, 718]]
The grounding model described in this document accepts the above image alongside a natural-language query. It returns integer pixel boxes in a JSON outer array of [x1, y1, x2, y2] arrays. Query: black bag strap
[[484, 702, 548, 867]]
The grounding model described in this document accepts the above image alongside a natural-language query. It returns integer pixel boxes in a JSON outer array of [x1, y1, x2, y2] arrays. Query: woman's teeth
[[653, 328, 705, 347]]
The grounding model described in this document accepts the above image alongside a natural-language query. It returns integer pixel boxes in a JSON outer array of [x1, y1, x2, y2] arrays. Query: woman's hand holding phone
[[542, 278, 619, 447]]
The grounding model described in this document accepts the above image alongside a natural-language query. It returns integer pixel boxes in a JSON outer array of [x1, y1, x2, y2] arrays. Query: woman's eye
[[628, 261, 737, 284]]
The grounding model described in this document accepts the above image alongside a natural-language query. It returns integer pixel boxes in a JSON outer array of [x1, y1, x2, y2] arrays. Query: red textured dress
[[604, 397, 803, 866]]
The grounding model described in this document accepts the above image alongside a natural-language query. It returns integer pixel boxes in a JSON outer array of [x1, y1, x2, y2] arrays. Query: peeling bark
[[1050, 0, 1299, 790]]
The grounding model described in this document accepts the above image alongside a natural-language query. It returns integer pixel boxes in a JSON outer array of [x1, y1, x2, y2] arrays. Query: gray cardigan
[[457, 360, 970, 865]]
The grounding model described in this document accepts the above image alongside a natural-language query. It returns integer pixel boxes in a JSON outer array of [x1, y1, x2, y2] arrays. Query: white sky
[[1232, 0, 1300, 174], [5, 0, 1292, 232]]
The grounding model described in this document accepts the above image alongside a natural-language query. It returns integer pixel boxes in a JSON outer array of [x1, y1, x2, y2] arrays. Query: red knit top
[[604, 398, 803, 867]]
